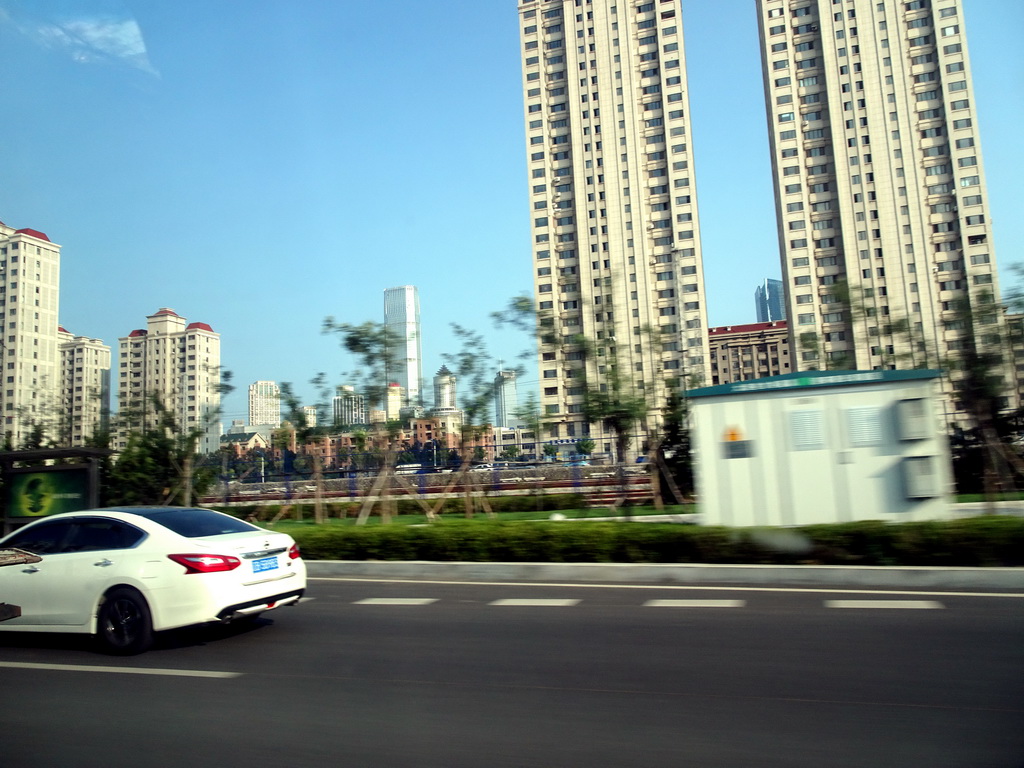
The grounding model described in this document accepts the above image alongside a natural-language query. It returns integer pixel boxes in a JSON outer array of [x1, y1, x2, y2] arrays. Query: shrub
[[285, 516, 1024, 567]]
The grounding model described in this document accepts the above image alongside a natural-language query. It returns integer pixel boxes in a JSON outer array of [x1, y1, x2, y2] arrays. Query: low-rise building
[[708, 321, 791, 386]]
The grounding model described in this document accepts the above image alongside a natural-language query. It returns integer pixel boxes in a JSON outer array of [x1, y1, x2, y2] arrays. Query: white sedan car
[[0, 506, 306, 654]]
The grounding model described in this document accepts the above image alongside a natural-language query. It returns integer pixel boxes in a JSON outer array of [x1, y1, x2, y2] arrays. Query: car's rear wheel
[[96, 587, 153, 655]]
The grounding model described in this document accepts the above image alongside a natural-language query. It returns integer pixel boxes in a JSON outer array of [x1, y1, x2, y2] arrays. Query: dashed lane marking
[[644, 599, 746, 608], [488, 598, 581, 607], [825, 599, 944, 610], [354, 598, 439, 605]]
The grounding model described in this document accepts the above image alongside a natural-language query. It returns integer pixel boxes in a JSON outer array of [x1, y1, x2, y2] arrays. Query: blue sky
[[1, 0, 1021, 424]]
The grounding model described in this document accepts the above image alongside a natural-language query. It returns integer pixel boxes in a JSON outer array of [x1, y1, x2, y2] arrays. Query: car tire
[[96, 587, 154, 655]]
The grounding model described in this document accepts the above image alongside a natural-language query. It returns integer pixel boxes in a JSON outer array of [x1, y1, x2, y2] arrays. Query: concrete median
[[306, 560, 1024, 590]]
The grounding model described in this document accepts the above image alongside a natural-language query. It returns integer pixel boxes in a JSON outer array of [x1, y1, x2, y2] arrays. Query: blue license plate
[[252, 556, 279, 573]]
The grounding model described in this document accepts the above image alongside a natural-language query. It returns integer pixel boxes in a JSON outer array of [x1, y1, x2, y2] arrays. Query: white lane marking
[[0, 661, 240, 678], [354, 598, 438, 606], [298, 597, 316, 603], [489, 599, 580, 607], [311, 577, 1024, 599], [825, 600, 944, 610], [644, 599, 746, 608]]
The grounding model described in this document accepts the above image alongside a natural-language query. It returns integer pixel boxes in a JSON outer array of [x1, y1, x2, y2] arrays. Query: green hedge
[[286, 516, 1024, 567]]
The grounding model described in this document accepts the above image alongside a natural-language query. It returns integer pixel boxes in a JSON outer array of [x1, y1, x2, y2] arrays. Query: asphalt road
[[1, 578, 1022, 768]]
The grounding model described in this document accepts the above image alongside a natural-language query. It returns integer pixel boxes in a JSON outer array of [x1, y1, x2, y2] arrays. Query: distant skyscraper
[[333, 385, 366, 427], [518, 0, 711, 452], [433, 365, 457, 411], [383, 286, 423, 409], [384, 383, 404, 421], [58, 327, 111, 446], [302, 406, 318, 428], [757, 0, 1007, 394], [0, 220, 61, 446], [248, 380, 281, 427], [755, 278, 786, 322], [116, 308, 221, 453], [494, 370, 518, 428]]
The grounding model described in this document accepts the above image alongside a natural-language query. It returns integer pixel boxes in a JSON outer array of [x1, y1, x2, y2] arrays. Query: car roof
[[15, 507, 223, 526]]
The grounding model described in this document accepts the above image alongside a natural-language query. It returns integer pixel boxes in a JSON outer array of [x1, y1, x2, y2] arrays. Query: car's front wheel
[[96, 587, 153, 655]]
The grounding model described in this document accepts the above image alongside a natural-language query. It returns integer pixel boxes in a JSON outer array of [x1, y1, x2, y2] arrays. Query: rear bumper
[[216, 589, 305, 622]]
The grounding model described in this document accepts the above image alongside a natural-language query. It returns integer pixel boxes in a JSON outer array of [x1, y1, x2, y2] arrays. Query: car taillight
[[288, 543, 301, 560], [168, 553, 241, 574]]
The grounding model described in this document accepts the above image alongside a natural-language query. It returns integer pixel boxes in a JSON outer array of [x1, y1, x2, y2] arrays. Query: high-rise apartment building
[[518, 0, 710, 452], [432, 365, 457, 411], [116, 308, 221, 453], [755, 278, 786, 322], [384, 383, 404, 421], [756, 0, 1006, 405], [494, 369, 519, 427], [333, 385, 367, 427], [248, 380, 281, 428], [0, 220, 62, 447], [383, 286, 423, 409], [58, 327, 111, 446]]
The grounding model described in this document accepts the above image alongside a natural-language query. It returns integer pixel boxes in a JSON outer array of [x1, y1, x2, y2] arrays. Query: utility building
[[690, 369, 952, 526]]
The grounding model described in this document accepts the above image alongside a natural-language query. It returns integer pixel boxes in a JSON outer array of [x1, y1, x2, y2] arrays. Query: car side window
[[66, 519, 146, 552], [3, 520, 77, 555]]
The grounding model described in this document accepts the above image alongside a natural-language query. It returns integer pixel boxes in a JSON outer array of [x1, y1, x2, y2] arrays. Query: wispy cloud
[[0, 1, 158, 75]]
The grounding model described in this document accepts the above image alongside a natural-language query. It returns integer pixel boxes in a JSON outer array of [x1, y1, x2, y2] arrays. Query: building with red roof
[[117, 308, 221, 453]]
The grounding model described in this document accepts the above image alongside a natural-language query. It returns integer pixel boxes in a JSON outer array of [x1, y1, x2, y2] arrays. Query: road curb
[[306, 561, 1024, 590]]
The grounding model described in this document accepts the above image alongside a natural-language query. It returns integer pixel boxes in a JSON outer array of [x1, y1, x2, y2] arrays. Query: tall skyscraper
[[494, 369, 519, 427], [58, 327, 111, 446], [383, 285, 423, 409], [0, 220, 62, 447], [518, 0, 710, 451], [757, 0, 1006, 395], [755, 278, 786, 322], [248, 380, 281, 427], [116, 308, 221, 453]]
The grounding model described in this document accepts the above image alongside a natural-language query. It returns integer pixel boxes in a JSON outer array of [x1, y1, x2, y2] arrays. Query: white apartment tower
[[0, 221, 62, 447], [383, 286, 423, 409], [248, 380, 281, 427], [117, 308, 221, 453], [333, 385, 367, 427], [58, 327, 111, 446], [756, 0, 1007, 405], [517, 0, 711, 452], [433, 365, 457, 411]]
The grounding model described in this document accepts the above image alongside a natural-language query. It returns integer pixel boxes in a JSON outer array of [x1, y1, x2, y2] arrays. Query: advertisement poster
[[5, 468, 90, 518]]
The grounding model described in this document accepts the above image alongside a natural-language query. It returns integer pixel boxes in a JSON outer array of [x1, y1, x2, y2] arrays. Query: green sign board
[[6, 467, 90, 518]]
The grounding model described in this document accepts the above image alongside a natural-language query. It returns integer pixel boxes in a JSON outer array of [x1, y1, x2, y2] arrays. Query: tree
[[499, 445, 521, 461], [656, 388, 694, 503], [542, 444, 560, 461], [323, 319, 437, 524], [106, 395, 217, 506], [944, 290, 1024, 508], [574, 438, 595, 458]]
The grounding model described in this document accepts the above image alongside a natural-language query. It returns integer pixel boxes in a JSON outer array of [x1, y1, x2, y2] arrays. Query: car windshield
[[123, 508, 260, 538]]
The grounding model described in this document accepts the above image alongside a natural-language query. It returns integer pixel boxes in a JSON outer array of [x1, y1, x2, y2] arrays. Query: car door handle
[[94, 559, 114, 567]]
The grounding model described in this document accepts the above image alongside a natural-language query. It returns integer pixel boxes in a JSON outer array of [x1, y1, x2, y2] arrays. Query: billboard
[[5, 466, 91, 518]]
